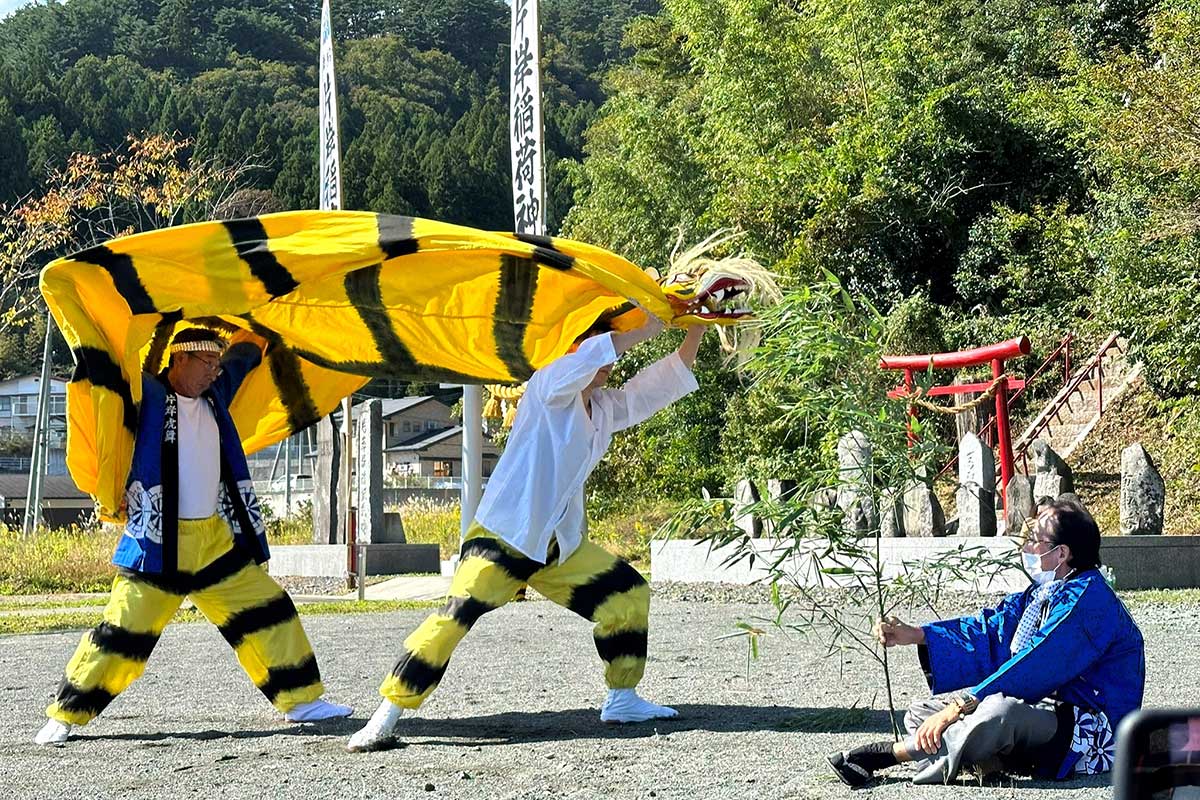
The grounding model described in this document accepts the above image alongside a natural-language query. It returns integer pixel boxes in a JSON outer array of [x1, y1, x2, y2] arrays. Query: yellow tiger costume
[[40, 212, 766, 523]]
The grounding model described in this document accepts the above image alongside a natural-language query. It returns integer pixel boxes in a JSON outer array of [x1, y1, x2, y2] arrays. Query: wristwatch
[[951, 691, 980, 717]]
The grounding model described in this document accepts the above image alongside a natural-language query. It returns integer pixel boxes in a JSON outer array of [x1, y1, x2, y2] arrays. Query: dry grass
[[387, 497, 462, 559], [1070, 377, 1200, 535], [389, 496, 681, 568], [0, 524, 117, 595]]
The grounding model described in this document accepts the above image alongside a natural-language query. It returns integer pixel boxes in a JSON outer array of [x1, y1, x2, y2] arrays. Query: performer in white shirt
[[348, 314, 704, 751]]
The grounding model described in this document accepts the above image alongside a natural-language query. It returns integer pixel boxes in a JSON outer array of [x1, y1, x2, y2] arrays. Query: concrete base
[[651, 535, 1200, 592], [1100, 535, 1200, 590], [268, 543, 440, 577]]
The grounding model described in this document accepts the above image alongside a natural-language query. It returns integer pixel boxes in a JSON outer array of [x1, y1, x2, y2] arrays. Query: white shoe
[[600, 688, 679, 724], [284, 698, 353, 723], [35, 719, 72, 746], [346, 699, 404, 752]]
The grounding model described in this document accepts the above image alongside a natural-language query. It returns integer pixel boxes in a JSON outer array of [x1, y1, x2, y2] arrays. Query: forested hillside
[[2, 0, 1199, 511], [0, 0, 655, 226]]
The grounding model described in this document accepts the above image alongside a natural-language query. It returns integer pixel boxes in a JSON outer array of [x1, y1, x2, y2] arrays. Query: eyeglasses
[[187, 353, 223, 376]]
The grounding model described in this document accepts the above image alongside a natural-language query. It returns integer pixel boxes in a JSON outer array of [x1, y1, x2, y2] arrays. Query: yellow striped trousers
[[380, 522, 650, 708], [47, 516, 324, 725]]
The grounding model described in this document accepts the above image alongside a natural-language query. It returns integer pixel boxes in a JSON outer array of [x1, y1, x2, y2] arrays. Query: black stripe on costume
[[378, 215, 419, 259], [389, 651, 448, 694], [240, 315, 321, 434], [71, 245, 158, 314], [188, 546, 256, 593], [345, 264, 447, 381], [70, 346, 138, 434], [223, 219, 299, 298], [258, 655, 322, 703], [443, 595, 497, 630], [218, 594, 299, 649], [493, 255, 538, 381], [142, 311, 183, 374], [513, 233, 574, 272], [288, 347, 484, 385], [594, 629, 648, 663], [90, 622, 159, 662], [459, 537, 542, 583], [567, 562, 648, 622], [54, 679, 116, 716]]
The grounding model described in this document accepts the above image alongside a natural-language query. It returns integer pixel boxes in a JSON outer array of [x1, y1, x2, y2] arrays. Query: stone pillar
[[1121, 444, 1166, 536], [902, 471, 946, 537], [879, 487, 903, 538], [956, 432, 997, 537], [356, 399, 384, 545], [837, 430, 878, 534], [1030, 440, 1074, 502], [733, 479, 763, 538], [1004, 475, 1035, 537], [312, 415, 343, 544], [760, 479, 796, 537]]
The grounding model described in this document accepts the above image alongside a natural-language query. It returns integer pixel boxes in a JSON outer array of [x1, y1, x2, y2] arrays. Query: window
[[388, 422, 398, 437], [402, 421, 412, 432], [425, 420, 437, 431], [51, 396, 66, 414], [11, 396, 31, 415], [433, 460, 453, 477], [0, 397, 10, 414]]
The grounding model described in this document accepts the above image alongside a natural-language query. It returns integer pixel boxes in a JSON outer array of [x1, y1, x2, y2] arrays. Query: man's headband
[[169, 340, 224, 355]]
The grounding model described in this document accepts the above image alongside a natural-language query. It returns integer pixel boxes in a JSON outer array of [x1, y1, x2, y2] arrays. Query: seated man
[[827, 499, 1145, 787]]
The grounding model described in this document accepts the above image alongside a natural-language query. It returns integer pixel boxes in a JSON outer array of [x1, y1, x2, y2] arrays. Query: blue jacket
[[112, 343, 270, 574], [920, 569, 1145, 777]]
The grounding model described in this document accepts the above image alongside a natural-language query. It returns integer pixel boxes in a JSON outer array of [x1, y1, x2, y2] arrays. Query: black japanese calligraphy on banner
[[509, 0, 544, 236], [319, 0, 342, 212]]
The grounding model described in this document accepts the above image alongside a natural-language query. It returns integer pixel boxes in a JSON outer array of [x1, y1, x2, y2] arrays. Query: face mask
[[1022, 546, 1061, 585]]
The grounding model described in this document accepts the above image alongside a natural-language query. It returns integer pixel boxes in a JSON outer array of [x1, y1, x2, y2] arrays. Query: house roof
[[0, 473, 89, 501], [385, 425, 464, 451], [356, 396, 443, 418]]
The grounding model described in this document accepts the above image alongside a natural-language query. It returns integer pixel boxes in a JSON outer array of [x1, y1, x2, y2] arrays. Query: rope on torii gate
[[890, 374, 1012, 416]]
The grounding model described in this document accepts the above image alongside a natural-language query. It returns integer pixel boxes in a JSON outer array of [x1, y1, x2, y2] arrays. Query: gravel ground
[[3, 585, 1197, 800]]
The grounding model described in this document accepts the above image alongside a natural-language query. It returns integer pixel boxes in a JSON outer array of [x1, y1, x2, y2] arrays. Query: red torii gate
[[880, 336, 1031, 516]]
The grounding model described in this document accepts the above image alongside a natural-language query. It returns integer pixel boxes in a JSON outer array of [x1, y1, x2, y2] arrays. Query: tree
[[0, 132, 260, 336]]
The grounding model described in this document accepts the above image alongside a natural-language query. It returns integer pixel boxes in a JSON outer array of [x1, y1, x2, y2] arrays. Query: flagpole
[[22, 314, 54, 536], [318, 0, 354, 572]]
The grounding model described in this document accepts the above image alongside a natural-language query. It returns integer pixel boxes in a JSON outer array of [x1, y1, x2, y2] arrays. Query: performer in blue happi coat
[[827, 498, 1145, 788]]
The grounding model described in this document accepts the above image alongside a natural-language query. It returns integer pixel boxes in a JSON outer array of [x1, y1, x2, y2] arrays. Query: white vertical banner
[[510, 0, 545, 236], [319, 0, 342, 212], [319, 0, 352, 555]]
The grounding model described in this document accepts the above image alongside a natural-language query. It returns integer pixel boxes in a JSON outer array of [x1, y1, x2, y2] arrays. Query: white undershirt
[[176, 394, 221, 519]]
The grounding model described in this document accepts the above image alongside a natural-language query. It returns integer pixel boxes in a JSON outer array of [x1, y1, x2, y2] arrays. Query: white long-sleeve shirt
[[474, 332, 699, 564]]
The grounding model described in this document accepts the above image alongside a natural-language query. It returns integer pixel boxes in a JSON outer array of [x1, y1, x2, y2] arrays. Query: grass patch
[[1118, 588, 1200, 607], [589, 499, 681, 567], [0, 525, 117, 595], [0, 598, 440, 636], [389, 498, 461, 559], [0, 596, 108, 609], [1071, 380, 1200, 535]]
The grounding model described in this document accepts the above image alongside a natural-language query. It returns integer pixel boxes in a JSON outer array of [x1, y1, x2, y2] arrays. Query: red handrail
[[1013, 332, 1123, 463]]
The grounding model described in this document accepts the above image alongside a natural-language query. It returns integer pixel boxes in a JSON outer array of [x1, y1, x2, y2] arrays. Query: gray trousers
[[902, 694, 1058, 785]]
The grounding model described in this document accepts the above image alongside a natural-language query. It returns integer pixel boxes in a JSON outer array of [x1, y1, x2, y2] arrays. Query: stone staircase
[[1013, 335, 1141, 467]]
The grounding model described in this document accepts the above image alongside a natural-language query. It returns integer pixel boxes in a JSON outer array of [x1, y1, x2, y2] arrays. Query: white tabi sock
[[600, 688, 679, 724], [35, 719, 72, 746], [284, 698, 353, 723], [346, 699, 404, 752]]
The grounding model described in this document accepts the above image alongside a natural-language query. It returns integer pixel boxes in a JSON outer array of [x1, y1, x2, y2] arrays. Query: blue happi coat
[[920, 568, 1145, 778], [111, 342, 270, 574]]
